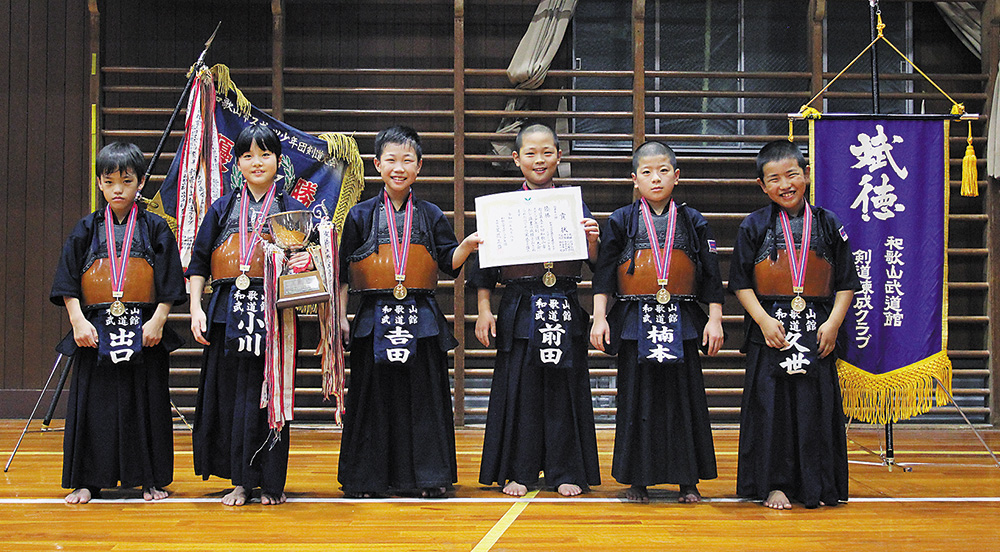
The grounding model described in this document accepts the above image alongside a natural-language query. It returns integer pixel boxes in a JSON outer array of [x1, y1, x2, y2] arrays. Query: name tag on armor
[[638, 298, 684, 366], [97, 306, 143, 366], [768, 300, 820, 377], [225, 285, 267, 357], [374, 297, 420, 366], [529, 293, 573, 368]]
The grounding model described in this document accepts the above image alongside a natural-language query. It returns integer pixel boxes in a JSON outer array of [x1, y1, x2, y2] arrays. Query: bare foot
[[260, 491, 286, 505], [625, 485, 649, 503], [222, 486, 248, 506], [557, 483, 583, 497], [65, 488, 93, 504], [143, 487, 169, 501], [764, 490, 792, 510], [420, 487, 447, 499], [678, 485, 701, 504], [503, 480, 527, 497]]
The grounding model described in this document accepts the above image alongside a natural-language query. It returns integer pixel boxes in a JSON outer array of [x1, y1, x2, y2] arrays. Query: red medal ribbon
[[238, 184, 278, 271], [778, 204, 812, 293], [639, 198, 677, 285], [383, 190, 414, 282], [521, 182, 530, 191], [104, 203, 138, 299]]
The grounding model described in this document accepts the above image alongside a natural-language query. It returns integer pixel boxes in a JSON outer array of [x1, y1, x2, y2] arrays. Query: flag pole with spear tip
[[140, 21, 221, 197]]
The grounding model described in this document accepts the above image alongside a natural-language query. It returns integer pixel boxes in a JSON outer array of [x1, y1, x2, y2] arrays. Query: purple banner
[[812, 118, 947, 375]]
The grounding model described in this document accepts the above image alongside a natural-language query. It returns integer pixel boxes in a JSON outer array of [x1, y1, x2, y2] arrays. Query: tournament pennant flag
[[811, 117, 952, 424], [147, 64, 364, 256]]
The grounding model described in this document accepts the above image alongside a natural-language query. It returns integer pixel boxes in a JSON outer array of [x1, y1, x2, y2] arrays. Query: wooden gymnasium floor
[[1, 421, 998, 551]]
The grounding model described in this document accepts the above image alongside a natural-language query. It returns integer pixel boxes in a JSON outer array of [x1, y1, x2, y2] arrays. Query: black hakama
[[737, 343, 849, 507], [337, 192, 462, 494], [186, 189, 305, 496], [51, 208, 186, 491], [471, 191, 601, 491], [478, 330, 600, 489], [611, 341, 717, 486], [729, 203, 859, 508], [593, 201, 721, 488]]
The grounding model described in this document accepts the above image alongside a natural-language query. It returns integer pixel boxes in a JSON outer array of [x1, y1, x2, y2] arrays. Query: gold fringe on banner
[[317, 132, 366, 240], [209, 64, 251, 116], [837, 350, 952, 424]]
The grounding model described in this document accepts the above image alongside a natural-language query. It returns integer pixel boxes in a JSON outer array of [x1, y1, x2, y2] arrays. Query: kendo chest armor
[[617, 249, 696, 297], [499, 260, 582, 283], [349, 243, 439, 292], [81, 257, 155, 307], [210, 232, 271, 282], [753, 249, 833, 299]]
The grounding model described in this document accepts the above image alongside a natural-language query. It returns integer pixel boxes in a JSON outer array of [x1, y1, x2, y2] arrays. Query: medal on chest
[[542, 262, 557, 287], [779, 205, 812, 312], [640, 198, 677, 304], [104, 203, 139, 317], [236, 184, 277, 290], [384, 191, 415, 300]]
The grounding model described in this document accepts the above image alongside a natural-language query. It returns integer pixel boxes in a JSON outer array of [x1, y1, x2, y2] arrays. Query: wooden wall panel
[[5, 1, 32, 390], [0, 0, 11, 389], [0, 1, 88, 397]]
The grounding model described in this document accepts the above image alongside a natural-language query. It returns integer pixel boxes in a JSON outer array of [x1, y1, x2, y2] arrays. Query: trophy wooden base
[[276, 270, 330, 309]]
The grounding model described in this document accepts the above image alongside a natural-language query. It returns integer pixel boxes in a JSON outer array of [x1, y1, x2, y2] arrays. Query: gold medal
[[235, 273, 251, 290], [109, 300, 126, 317], [791, 295, 807, 313], [542, 262, 556, 287], [655, 287, 671, 305], [393, 283, 408, 300]]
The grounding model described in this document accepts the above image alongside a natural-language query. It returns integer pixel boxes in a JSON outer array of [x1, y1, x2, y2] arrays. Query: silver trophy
[[266, 210, 330, 308]]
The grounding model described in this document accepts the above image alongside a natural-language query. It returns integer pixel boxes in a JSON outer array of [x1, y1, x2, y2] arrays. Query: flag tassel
[[961, 121, 979, 197]]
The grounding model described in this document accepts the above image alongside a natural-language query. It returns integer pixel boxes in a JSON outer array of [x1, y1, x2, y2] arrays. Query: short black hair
[[375, 125, 422, 161], [515, 123, 559, 152], [234, 124, 282, 158], [756, 140, 807, 180], [95, 142, 147, 180], [632, 141, 677, 173]]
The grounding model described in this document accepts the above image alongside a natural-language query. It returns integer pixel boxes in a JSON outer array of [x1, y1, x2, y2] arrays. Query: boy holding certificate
[[590, 141, 724, 503], [337, 125, 479, 498], [729, 140, 858, 509], [51, 142, 187, 503], [471, 124, 602, 497]]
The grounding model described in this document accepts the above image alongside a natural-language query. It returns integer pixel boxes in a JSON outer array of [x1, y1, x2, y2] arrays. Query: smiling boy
[[337, 125, 479, 498], [729, 140, 859, 509]]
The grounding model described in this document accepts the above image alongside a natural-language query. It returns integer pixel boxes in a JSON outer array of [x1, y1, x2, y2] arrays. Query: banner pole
[[869, 0, 880, 114], [867, 0, 896, 467]]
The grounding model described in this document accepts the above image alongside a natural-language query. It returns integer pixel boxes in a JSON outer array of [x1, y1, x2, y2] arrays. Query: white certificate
[[475, 186, 587, 268]]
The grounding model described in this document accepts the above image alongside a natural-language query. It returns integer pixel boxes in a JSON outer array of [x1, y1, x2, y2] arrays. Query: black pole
[[4, 354, 65, 471], [41, 355, 74, 430], [868, 0, 894, 466], [140, 22, 221, 196], [870, 1, 880, 115]]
